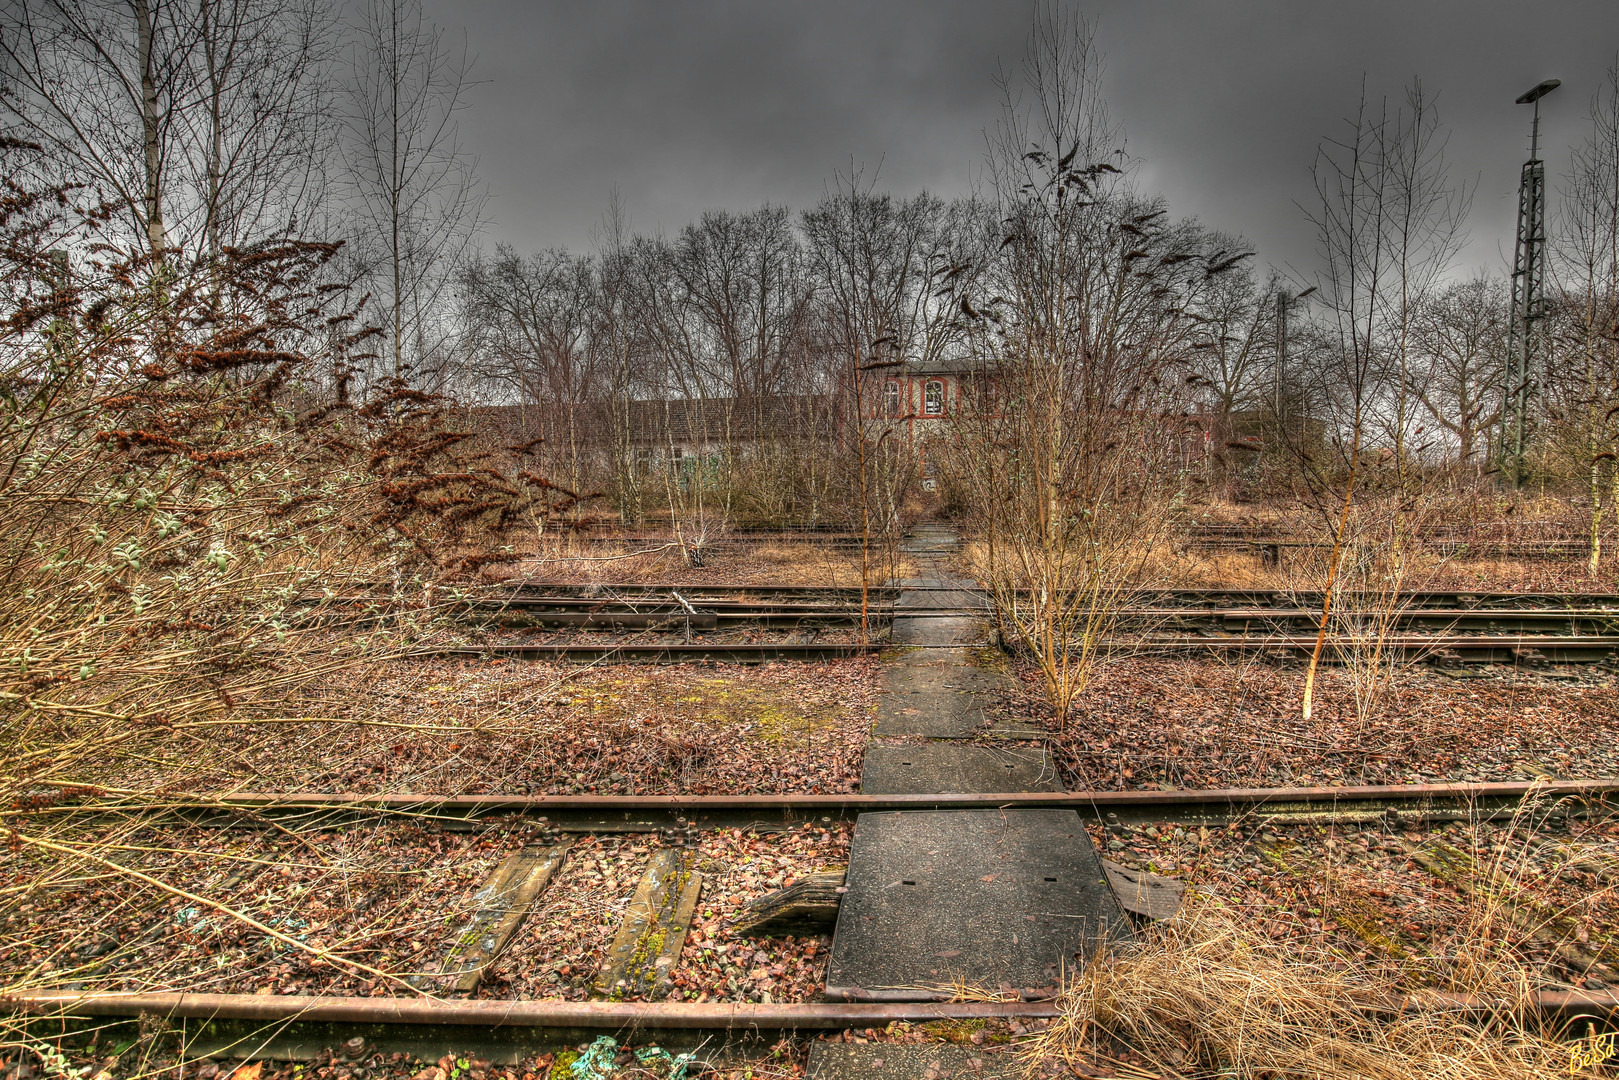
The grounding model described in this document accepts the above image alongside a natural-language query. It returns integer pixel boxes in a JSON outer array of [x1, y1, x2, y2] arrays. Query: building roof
[[903, 357, 997, 376], [467, 395, 834, 446]]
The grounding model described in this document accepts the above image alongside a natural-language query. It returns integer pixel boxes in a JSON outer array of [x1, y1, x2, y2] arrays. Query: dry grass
[[1144, 548, 1278, 589], [1025, 900, 1609, 1079], [514, 535, 915, 588], [1137, 544, 1609, 594]]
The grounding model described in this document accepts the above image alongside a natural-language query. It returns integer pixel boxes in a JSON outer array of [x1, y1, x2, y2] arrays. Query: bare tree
[[1299, 78, 1468, 722], [1550, 58, 1619, 577], [1, 0, 335, 264], [1378, 79, 1472, 494], [1185, 260, 1275, 419], [462, 245, 598, 491], [802, 175, 958, 627], [589, 193, 653, 525], [188, 0, 336, 263], [1409, 274, 1507, 472], [949, 4, 1218, 726], [1, 0, 194, 255], [340, 0, 483, 384]]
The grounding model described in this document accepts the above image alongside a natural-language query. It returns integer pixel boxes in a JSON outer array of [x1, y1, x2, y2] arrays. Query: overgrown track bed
[[562, 534, 875, 551], [411, 584, 1619, 606], [5, 787, 1618, 1065], [1187, 537, 1599, 560], [74, 657, 881, 798], [1126, 587, 1619, 610], [1045, 656, 1619, 792], [1181, 522, 1612, 562], [465, 602, 1619, 635], [466, 598, 1619, 634], [417, 633, 1619, 668], [332, 587, 1619, 642], [463, 601, 907, 632]]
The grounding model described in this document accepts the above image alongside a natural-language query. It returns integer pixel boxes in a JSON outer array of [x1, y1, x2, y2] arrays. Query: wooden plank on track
[[730, 870, 845, 936], [593, 849, 704, 1001], [434, 843, 570, 993]]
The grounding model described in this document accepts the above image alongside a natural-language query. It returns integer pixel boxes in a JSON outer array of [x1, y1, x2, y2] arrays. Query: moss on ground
[[565, 674, 844, 745], [921, 1018, 1012, 1045], [969, 644, 1012, 675]]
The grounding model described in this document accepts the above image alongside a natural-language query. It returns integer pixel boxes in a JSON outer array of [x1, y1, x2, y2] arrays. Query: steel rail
[[3, 993, 1063, 1029], [47, 780, 1619, 830], [409, 642, 878, 663], [13, 785, 1617, 1052], [496, 583, 902, 600], [485, 584, 1619, 608], [1114, 632, 1619, 664], [461, 603, 1619, 633], [1187, 537, 1596, 560], [402, 634, 1619, 665], [9, 989, 1618, 1027]]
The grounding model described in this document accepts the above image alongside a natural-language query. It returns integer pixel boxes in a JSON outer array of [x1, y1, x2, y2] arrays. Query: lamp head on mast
[[1515, 79, 1561, 105]]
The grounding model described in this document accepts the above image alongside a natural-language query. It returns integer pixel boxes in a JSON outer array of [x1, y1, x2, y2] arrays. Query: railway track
[[12, 779, 1619, 1061], [1181, 521, 1607, 559], [457, 599, 1619, 635], [11, 990, 1617, 1065], [17, 525, 1619, 1069], [1115, 632, 1619, 666], [413, 641, 880, 663], [514, 523, 1609, 561], [327, 582, 1619, 607], [403, 585, 1619, 666], [413, 636, 1619, 667], [478, 584, 1619, 608], [47, 778, 1619, 830]]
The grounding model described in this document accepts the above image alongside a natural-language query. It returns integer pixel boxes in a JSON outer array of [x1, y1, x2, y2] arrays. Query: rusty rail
[[6, 987, 1616, 1028], [3, 992, 1060, 1028], [36, 779, 1619, 830]]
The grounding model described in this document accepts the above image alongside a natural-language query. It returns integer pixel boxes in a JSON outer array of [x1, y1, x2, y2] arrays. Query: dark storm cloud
[[432, 0, 1619, 278]]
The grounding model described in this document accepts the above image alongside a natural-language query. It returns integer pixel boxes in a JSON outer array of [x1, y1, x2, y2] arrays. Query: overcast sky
[[429, 0, 1619, 281]]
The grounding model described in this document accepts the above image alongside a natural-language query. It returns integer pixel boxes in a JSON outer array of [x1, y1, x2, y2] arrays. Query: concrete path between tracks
[[810, 524, 1125, 1078]]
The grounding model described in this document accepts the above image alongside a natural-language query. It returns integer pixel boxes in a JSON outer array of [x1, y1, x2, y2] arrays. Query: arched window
[[924, 379, 945, 416], [882, 380, 902, 418]]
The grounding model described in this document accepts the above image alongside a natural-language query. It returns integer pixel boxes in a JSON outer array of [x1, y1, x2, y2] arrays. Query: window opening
[[882, 380, 902, 418]]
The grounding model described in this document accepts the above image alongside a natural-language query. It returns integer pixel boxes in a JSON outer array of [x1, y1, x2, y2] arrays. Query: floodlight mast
[[1500, 78, 1560, 488], [1273, 285, 1316, 437]]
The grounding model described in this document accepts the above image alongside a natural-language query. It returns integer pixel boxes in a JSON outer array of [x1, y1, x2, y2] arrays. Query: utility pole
[[1273, 285, 1316, 446], [1274, 289, 1288, 429], [1500, 78, 1560, 488]]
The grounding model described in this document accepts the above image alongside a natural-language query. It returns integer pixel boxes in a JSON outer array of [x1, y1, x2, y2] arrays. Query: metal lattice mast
[[1501, 79, 1560, 487]]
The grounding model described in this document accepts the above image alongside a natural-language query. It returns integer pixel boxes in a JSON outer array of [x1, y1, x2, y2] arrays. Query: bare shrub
[[0, 144, 575, 1006], [944, 8, 1235, 725]]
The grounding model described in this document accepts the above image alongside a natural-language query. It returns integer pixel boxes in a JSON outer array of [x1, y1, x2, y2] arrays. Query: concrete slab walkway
[[810, 524, 1124, 1076]]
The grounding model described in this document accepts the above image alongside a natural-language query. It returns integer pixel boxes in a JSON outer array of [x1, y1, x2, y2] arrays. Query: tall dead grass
[[1026, 900, 1605, 1079]]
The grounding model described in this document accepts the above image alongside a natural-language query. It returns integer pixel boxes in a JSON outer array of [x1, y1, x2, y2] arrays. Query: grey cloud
[[433, 0, 1619, 277]]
